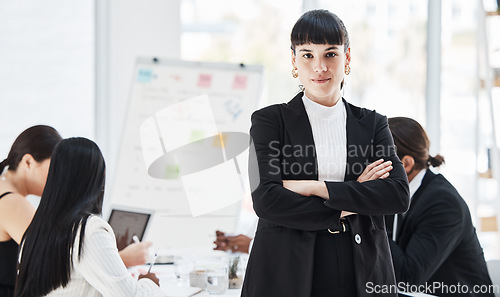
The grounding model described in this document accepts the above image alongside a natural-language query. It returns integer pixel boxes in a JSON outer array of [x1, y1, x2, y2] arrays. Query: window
[[0, 1, 94, 157]]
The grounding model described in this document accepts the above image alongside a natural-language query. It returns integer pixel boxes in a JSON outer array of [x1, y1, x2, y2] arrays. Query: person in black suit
[[241, 10, 410, 297], [386, 117, 494, 297]]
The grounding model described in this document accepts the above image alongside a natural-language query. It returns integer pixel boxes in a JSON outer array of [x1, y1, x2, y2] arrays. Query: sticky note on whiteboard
[[232, 75, 248, 90], [137, 68, 153, 83]]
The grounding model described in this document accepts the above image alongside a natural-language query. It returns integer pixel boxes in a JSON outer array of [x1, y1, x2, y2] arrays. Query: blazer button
[[354, 234, 361, 244]]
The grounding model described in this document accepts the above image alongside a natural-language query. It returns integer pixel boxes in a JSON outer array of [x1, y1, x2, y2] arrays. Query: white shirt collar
[[302, 94, 344, 119], [409, 169, 427, 198]]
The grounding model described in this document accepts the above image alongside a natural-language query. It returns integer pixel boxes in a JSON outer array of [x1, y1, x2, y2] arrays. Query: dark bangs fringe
[[291, 10, 348, 52]]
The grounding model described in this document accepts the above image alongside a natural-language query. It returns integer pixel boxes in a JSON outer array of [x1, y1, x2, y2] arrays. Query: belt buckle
[[328, 221, 346, 234]]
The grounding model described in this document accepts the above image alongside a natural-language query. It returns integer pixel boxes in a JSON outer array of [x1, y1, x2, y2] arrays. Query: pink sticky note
[[232, 75, 248, 90], [197, 74, 212, 88]]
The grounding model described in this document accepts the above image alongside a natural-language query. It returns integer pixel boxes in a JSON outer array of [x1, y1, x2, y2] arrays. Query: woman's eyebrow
[[325, 46, 340, 51], [298, 46, 340, 52]]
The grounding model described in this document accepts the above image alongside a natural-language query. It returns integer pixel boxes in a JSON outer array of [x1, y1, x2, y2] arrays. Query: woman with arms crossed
[[15, 137, 163, 297], [242, 10, 410, 297]]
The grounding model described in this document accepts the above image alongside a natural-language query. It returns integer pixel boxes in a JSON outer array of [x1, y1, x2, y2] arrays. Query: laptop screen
[[108, 209, 151, 251]]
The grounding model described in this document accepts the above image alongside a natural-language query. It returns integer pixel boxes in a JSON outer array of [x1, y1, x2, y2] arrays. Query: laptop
[[107, 206, 153, 251]]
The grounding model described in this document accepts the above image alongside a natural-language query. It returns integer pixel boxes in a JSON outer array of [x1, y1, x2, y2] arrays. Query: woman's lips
[[312, 78, 331, 83]]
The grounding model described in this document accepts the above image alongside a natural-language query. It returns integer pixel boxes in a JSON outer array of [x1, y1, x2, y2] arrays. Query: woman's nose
[[313, 60, 327, 72]]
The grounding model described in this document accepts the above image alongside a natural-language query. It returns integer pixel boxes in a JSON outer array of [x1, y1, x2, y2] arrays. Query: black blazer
[[387, 170, 494, 297], [242, 93, 410, 297]]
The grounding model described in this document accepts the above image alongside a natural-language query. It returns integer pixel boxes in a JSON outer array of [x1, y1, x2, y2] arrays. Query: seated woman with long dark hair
[[14, 138, 164, 297]]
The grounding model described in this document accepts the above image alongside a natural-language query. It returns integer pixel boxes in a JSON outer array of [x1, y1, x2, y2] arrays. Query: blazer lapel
[[397, 170, 436, 239], [344, 100, 377, 181], [406, 169, 436, 209], [282, 95, 376, 182], [282, 92, 318, 180]]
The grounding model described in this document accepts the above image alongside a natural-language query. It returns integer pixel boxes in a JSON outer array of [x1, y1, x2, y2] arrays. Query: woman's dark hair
[[14, 138, 106, 297], [0, 125, 62, 173], [388, 117, 444, 170], [291, 9, 350, 54]]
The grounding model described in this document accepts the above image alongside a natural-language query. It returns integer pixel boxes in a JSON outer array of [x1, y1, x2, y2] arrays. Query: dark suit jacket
[[387, 170, 494, 297], [242, 93, 410, 297]]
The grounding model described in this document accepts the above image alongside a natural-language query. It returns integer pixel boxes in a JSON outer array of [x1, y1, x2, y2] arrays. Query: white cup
[[205, 267, 228, 294], [189, 270, 207, 288]]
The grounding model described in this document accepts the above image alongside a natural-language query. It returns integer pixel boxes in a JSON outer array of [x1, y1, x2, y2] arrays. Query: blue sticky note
[[137, 69, 153, 83]]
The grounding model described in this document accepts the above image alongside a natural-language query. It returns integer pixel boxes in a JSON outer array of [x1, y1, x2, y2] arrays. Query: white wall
[[0, 1, 94, 157]]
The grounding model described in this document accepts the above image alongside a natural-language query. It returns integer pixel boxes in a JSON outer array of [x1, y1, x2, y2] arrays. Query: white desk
[[132, 262, 242, 297], [131, 249, 437, 297]]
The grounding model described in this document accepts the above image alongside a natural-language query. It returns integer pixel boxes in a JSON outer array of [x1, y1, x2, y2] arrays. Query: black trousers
[[311, 231, 358, 297]]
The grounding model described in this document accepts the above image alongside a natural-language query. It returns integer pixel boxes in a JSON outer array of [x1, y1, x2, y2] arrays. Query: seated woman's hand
[[119, 241, 153, 267], [138, 272, 160, 286], [226, 234, 252, 254], [357, 159, 392, 183], [213, 230, 230, 251]]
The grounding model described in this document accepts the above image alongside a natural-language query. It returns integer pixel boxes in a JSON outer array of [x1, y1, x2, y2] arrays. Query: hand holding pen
[[119, 235, 153, 267], [138, 272, 160, 286], [148, 249, 159, 273], [133, 236, 160, 287], [134, 235, 158, 273]]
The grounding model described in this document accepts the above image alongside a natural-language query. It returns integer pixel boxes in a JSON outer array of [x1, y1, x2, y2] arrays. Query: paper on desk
[[161, 285, 201, 297]]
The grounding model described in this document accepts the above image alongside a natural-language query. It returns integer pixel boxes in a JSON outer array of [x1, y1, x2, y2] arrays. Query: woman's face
[[27, 158, 51, 196], [292, 43, 351, 106]]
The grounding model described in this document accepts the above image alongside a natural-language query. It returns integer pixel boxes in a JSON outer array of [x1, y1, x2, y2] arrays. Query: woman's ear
[[401, 155, 415, 175], [20, 154, 35, 171], [345, 47, 351, 65], [291, 49, 297, 69]]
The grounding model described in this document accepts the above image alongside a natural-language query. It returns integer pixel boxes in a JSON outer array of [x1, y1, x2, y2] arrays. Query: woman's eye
[[326, 52, 337, 58], [303, 53, 313, 59]]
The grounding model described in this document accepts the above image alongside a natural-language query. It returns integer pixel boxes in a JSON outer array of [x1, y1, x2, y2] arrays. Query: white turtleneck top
[[302, 95, 347, 182]]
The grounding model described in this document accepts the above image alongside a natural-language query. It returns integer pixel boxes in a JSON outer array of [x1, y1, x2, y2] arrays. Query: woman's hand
[[213, 230, 252, 254], [340, 211, 356, 217], [119, 241, 153, 267], [283, 180, 326, 197], [226, 234, 252, 254], [138, 273, 160, 286], [213, 230, 230, 251], [357, 159, 392, 183]]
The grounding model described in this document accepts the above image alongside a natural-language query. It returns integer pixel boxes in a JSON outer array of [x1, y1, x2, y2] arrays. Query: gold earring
[[292, 67, 298, 78], [344, 65, 351, 75]]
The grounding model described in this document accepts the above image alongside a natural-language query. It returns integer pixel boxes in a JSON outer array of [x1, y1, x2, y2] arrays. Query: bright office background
[[1, 0, 499, 257]]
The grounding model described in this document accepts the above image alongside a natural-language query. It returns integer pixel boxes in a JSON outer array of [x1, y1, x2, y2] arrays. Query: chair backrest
[[487, 260, 500, 297]]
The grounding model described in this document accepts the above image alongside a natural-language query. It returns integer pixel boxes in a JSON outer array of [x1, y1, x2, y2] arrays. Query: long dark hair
[[388, 117, 444, 170], [0, 125, 62, 173], [14, 138, 106, 297]]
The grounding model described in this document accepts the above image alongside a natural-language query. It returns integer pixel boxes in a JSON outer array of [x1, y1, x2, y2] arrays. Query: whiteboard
[[108, 58, 264, 249]]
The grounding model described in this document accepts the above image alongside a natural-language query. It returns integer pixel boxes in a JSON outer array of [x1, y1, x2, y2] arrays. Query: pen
[[148, 249, 159, 273]]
